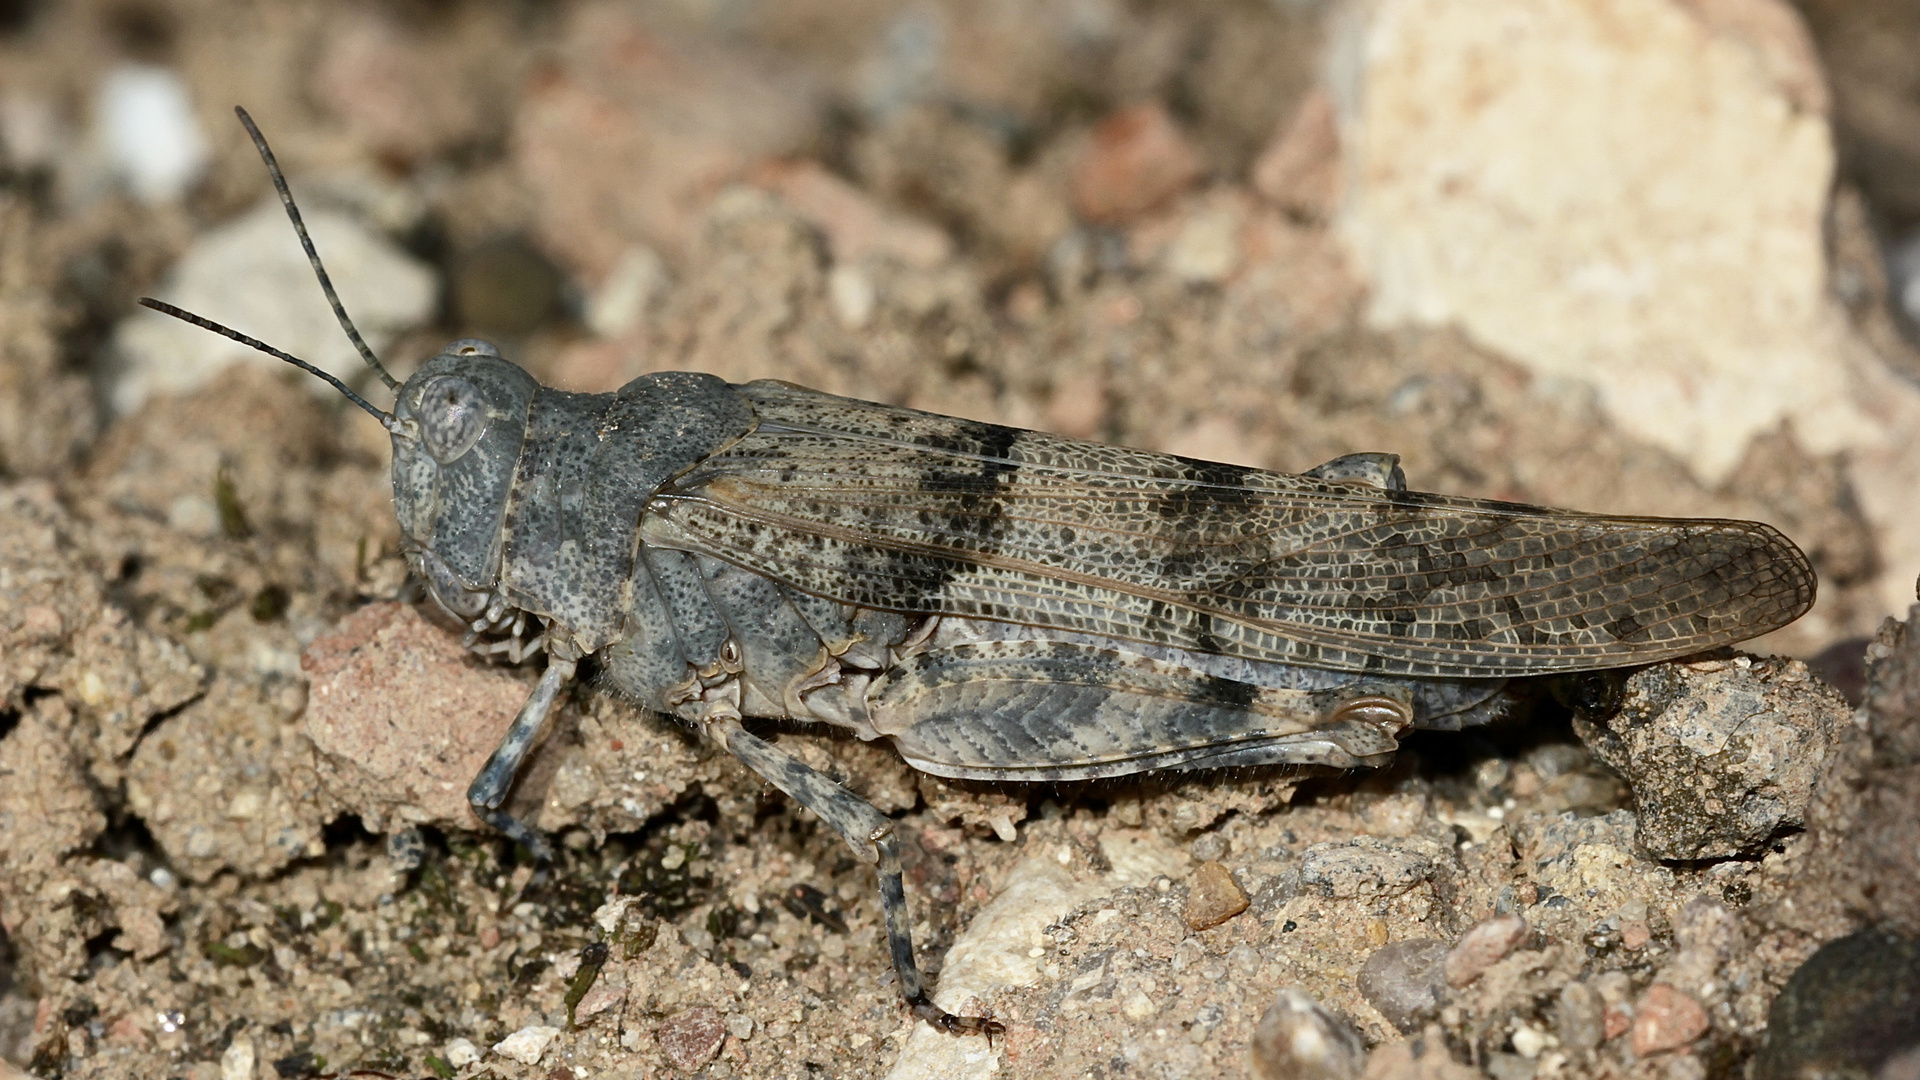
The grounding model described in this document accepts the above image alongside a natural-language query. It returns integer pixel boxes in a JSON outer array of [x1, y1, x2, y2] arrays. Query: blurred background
[[2, 0, 1918, 678]]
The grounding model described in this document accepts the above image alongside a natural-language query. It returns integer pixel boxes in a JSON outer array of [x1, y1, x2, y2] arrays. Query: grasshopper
[[142, 108, 1816, 1037]]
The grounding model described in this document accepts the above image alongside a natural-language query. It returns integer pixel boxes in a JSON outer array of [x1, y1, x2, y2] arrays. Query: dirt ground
[[2, 2, 1918, 1078]]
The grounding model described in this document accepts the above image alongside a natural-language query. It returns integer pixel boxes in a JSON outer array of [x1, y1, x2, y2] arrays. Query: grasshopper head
[[388, 339, 538, 621]]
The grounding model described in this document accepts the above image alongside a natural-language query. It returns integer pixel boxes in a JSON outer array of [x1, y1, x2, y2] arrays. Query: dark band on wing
[[883, 419, 1022, 610]]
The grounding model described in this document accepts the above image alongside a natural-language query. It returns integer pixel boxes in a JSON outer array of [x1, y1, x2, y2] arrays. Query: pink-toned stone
[[1251, 88, 1340, 222], [309, 9, 503, 160], [657, 1006, 726, 1072], [1630, 983, 1709, 1056], [756, 159, 951, 268], [1444, 914, 1529, 987], [302, 602, 530, 831], [1071, 102, 1204, 224]]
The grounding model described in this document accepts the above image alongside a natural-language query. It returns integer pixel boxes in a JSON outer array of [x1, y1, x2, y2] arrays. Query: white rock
[[96, 65, 210, 204], [885, 830, 1187, 1080], [443, 1037, 480, 1067], [491, 1024, 559, 1066], [115, 199, 436, 414], [1334, 0, 1864, 484], [585, 244, 669, 339], [829, 264, 877, 329], [1165, 199, 1243, 285], [219, 1034, 255, 1080]]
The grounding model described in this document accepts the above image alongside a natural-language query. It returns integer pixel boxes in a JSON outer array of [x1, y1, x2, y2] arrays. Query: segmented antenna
[[233, 105, 401, 391], [136, 298, 400, 431]]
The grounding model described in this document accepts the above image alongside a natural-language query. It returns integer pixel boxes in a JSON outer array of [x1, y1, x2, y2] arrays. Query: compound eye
[[417, 376, 487, 464]]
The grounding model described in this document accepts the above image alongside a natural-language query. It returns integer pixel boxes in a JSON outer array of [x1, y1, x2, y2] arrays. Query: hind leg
[[709, 715, 1003, 1037]]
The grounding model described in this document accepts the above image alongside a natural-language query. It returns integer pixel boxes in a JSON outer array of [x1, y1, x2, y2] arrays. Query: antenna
[[233, 105, 402, 391], [137, 298, 400, 431]]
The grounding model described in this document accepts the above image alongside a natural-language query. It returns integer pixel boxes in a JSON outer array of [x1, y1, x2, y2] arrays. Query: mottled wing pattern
[[639, 382, 1814, 679]]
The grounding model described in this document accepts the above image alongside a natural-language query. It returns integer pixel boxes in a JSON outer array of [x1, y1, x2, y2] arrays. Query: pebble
[[657, 1006, 727, 1072], [1753, 929, 1920, 1079], [1554, 981, 1605, 1051], [1575, 660, 1848, 860], [442, 1038, 479, 1067], [1070, 101, 1203, 224], [1249, 987, 1367, 1080], [219, 1034, 254, 1080], [96, 64, 209, 204], [757, 158, 952, 269], [1444, 914, 1529, 987], [492, 1025, 559, 1066], [1357, 938, 1449, 1033], [1298, 836, 1437, 899], [1185, 860, 1250, 930], [1630, 984, 1709, 1056]]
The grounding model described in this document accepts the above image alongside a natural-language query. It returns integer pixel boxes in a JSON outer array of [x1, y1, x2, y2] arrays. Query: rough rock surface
[[1572, 655, 1853, 859]]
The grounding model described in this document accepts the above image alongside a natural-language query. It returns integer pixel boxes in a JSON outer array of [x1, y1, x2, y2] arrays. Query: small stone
[[1299, 837, 1437, 899], [1753, 929, 1920, 1079], [1070, 102, 1203, 224], [220, 1034, 255, 1080], [758, 159, 952, 269], [1630, 984, 1709, 1056], [443, 1038, 479, 1068], [725, 1014, 754, 1042], [1185, 860, 1250, 930], [1251, 87, 1340, 222], [96, 64, 210, 204], [1554, 981, 1606, 1051], [1621, 922, 1651, 950], [1165, 199, 1242, 285], [492, 1025, 559, 1066], [657, 1006, 726, 1072], [1249, 987, 1366, 1080], [1358, 938, 1449, 1034], [1573, 659, 1849, 859], [1445, 915, 1529, 987]]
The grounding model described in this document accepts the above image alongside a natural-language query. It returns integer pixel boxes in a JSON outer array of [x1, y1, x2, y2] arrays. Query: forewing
[[639, 382, 1814, 678]]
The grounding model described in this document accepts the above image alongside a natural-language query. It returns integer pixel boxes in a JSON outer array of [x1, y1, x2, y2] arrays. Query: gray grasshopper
[[143, 108, 1817, 1037]]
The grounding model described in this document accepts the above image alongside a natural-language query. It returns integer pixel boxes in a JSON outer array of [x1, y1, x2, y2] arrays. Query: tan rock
[[1185, 861, 1251, 931], [1631, 983, 1710, 1055], [756, 159, 951, 269], [1443, 914, 1529, 987], [300, 602, 527, 832], [512, 3, 820, 279], [1252, 88, 1340, 222], [1335, 0, 1865, 484], [1071, 103, 1204, 224]]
